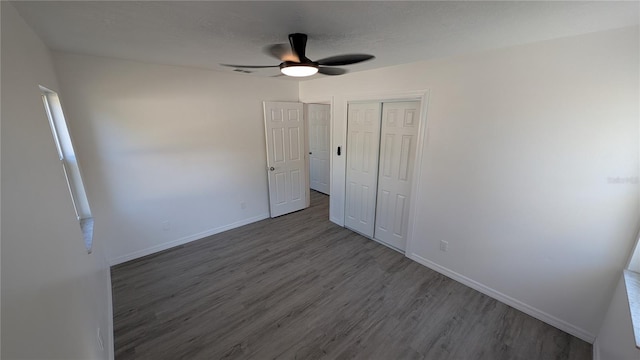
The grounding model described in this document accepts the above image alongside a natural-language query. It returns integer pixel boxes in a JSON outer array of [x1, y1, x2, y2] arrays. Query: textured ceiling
[[11, 1, 640, 80]]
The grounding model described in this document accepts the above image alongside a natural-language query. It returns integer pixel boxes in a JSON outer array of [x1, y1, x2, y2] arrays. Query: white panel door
[[308, 104, 331, 195], [344, 102, 382, 237], [263, 101, 307, 217], [374, 101, 420, 250]]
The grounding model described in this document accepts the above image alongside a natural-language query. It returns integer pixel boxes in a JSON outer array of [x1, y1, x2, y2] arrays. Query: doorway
[[307, 103, 331, 196], [263, 100, 333, 219], [304, 102, 332, 219]]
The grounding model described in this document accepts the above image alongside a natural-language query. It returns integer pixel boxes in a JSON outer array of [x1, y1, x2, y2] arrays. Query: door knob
[[269, 167, 275, 171], [309, 152, 313, 155]]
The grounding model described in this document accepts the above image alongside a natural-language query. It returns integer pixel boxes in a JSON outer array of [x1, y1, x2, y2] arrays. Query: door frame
[[340, 90, 430, 256], [305, 102, 332, 196], [302, 97, 334, 210]]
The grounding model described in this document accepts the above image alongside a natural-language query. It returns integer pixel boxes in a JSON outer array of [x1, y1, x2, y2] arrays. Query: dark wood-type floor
[[112, 191, 592, 360]]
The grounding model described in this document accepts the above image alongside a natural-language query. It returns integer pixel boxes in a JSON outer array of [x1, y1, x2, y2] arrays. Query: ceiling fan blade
[[220, 64, 279, 69], [316, 54, 375, 66], [289, 33, 309, 62], [318, 67, 347, 76], [264, 44, 299, 62]]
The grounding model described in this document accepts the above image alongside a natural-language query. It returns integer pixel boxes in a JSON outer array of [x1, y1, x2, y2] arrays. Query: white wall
[[52, 53, 299, 264], [300, 26, 639, 341], [1, 3, 112, 359]]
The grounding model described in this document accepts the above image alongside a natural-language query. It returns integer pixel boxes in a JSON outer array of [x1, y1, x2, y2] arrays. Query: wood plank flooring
[[112, 191, 592, 360]]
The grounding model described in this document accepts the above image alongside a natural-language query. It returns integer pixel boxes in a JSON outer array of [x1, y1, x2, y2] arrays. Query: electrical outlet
[[440, 240, 449, 252], [240, 201, 247, 210], [97, 327, 104, 351], [162, 221, 170, 231]]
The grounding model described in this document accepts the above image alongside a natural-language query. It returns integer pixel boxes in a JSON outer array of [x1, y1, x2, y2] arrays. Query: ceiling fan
[[221, 33, 375, 77]]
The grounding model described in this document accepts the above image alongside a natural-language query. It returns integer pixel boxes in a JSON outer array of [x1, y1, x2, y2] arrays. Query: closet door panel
[[374, 101, 420, 250], [345, 102, 382, 237]]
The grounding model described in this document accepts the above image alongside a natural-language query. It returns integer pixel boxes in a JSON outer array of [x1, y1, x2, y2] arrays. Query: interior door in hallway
[[344, 102, 382, 237], [308, 103, 331, 195], [263, 101, 307, 217], [373, 101, 420, 251]]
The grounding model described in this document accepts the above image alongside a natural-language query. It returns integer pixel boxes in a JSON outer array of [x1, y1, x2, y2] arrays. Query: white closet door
[[308, 104, 331, 195], [345, 102, 382, 237], [374, 101, 420, 250]]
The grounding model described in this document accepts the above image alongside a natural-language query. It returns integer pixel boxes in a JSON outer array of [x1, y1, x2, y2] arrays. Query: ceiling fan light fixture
[[280, 63, 318, 77]]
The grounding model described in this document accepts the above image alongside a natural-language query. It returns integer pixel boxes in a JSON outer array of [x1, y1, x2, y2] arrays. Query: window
[[40, 86, 94, 253], [625, 235, 640, 349]]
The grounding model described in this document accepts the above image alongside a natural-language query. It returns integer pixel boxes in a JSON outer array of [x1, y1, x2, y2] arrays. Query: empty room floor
[[111, 191, 591, 360]]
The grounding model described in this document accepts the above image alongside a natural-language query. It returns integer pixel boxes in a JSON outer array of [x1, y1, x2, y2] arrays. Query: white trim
[[341, 90, 427, 103], [329, 97, 335, 200], [109, 213, 269, 265], [404, 90, 430, 257], [303, 103, 311, 207], [408, 252, 596, 343], [303, 97, 334, 198], [300, 97, 333, 105], [105, 262, 115, 360], [592, 338, 601, 360], [302, 96, 338, 223]]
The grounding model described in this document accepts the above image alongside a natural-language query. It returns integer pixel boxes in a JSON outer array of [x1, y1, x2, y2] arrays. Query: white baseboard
[[592, 338, 601, 360], [408, 252, 596, 343], [109, 213, 270, 266], [105, 263, 115, 360]]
